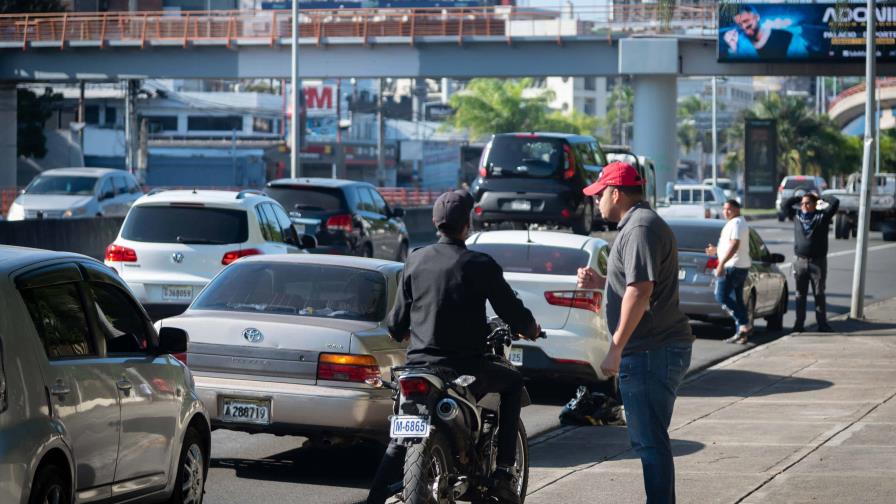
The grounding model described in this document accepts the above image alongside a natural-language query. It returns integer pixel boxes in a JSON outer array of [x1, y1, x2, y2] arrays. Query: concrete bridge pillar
[[632, 75, 678, 194], [619, 38, 680, 195], [0, 83, 16, 188]]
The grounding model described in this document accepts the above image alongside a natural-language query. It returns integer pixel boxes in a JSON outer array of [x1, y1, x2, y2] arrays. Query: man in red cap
[[577, 162, 694, 504]]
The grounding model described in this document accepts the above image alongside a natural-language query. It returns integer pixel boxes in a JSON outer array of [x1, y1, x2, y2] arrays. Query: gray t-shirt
[[606, 202, 694, 355]]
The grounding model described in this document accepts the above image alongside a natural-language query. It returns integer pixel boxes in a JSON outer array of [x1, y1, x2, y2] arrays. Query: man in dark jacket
[[367, 189, 541, 504], [785, 192, 840, 332]]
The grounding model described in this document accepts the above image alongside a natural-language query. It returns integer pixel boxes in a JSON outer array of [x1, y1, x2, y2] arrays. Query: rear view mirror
[[298, 233, 317, 250], [158, 327, 188, 354]]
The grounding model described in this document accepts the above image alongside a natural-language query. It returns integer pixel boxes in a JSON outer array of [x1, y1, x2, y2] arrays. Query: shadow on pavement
[[210, 442, 383, 489], [819, 318, 896, 334], [679, 369, 832, 398]]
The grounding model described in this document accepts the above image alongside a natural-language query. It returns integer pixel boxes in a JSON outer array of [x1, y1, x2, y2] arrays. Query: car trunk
[[169, 311, 379, 384], [678, 251, 715, 287], [490, 273, 578, 330], [120, 240, 236, 283]]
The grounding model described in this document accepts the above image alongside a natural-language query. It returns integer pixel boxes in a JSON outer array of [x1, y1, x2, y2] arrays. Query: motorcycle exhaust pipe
[[436, 398, 460, 421]]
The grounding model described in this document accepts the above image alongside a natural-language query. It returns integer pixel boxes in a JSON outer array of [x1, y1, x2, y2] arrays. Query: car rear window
[[25, 175, 97, 195], [668, 223, 723, 252], [483, 136, 564, 178], [265, 186, 347, 215], [783, 178, 818, 190], [121, 205, 248, 244], [192, 262, 387, 321], [467, 243, 589, 275]]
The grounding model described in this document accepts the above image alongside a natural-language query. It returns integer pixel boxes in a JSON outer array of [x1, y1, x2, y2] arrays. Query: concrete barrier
[[0, 217, 124, 260]]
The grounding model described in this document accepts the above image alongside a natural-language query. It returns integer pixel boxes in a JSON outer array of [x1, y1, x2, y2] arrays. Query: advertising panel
[[718, 3, 896, 62], [744, 119, 778, 209]]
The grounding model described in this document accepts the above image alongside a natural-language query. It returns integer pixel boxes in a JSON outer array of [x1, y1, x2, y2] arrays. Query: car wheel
[[571, 202, 591, 236], [881, 221, 896, 242], [747, 291, 757, 331], [396, 241, 409, 262], [834, 214, 846, 239], [765, 286, 787, 331], [29, 463, 71, 504], [169, 427, 207, 504]]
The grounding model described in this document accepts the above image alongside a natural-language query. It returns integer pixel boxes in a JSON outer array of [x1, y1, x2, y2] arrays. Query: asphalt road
[[203, 218, 896, 504]]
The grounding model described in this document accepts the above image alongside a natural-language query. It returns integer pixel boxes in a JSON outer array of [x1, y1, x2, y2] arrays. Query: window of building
[[104, 106, 117, 126], [584, 98, 596, 116], [583, 77, 597, 91], [253, 117, 274, 133], [84, 105, 100, 125], [142, 115, 178, 133], [187, 115, 243, 131]]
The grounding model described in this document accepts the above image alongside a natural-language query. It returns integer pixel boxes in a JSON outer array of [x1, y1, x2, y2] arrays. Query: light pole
[[711, 76, 718, 187], [851, 0, 877, 319], [290, 0, 302, 178]]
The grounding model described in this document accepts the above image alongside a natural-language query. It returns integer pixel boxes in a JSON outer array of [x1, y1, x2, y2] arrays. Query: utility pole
[[851, 0, 877, 319], [124, 79, 139, 175], [290, 0, 302, 178], [77, 80, 85, 156], [377, 78, 386, 187], [711, 76, 718, 187]]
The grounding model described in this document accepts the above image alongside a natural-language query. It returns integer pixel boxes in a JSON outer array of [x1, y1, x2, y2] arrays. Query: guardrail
[[0, 4, 715, 50]]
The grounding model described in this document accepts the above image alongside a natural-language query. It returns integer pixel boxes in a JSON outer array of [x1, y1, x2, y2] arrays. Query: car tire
[[396, 241, 409, 262], [168, 427, 207, 504], [834, 214, 846, 239], [29, 463, 71, 504], [765, 286, 787, 331], [881, 221, 896, 242], [571, 202, 591, 236]]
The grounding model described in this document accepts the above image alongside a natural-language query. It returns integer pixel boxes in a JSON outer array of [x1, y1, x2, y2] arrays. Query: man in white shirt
[[705, 200, 752, 344]]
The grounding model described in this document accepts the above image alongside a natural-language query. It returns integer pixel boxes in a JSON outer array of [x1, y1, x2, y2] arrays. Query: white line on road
[[781, 242, 896, 270]]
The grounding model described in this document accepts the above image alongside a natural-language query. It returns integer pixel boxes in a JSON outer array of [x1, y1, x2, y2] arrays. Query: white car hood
[[15, 194, 93, 211]]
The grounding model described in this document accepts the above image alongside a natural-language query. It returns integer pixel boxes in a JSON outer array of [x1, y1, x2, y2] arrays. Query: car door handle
[[49, 381, 71, 397], [116, 379, 133, 392]]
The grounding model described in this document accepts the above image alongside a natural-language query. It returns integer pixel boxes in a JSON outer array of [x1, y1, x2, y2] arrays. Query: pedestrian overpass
[[1, 6, 893, 189]]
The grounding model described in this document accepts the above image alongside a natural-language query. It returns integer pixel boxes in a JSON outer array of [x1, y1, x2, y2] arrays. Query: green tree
[[449, 78, 597, 139], [597, 81, 633, 144], [18, 87, 63, 159], [0, 0, 65, 13], [677, 95, 712, 158]]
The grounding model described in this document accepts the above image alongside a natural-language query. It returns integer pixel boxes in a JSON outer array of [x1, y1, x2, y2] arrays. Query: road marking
[[781, 242, 896, 270]]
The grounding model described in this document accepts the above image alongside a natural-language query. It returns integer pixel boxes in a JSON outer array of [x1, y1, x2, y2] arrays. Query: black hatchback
[[265, 178, 410, 261], [470, 133, 606, 235]]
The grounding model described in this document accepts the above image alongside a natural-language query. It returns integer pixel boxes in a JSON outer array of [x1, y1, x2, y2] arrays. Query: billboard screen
[[718, 3, 896, 62]]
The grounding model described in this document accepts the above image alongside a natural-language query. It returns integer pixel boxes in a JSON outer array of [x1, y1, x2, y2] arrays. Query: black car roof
[[266, 177, 369, 189]]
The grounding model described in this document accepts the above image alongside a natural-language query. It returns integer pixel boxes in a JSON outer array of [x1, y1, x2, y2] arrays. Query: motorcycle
[[385, 318, 546, 504]]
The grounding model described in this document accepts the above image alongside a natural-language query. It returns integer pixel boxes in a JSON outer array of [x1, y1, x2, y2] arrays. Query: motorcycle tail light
[[317, 353, 380, 383], [399, 377, 430, 396]]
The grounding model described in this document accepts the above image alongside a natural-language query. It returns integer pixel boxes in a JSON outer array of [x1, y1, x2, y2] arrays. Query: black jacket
[[786, 195, 840, 258], [388, 236, 539, 365]]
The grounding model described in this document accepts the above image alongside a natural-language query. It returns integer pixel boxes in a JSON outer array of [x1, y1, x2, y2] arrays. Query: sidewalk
[[524, 298, 896, 504]]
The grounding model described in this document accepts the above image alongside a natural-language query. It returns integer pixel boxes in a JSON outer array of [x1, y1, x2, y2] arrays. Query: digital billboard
[[718, 3, 896, 62]]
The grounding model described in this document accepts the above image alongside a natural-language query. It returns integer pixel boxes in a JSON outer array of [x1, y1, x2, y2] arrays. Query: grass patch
[[741, 208, 776, 216]]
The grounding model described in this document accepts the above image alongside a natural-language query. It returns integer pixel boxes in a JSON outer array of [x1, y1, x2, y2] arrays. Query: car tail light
[[221, 248, 262, 265], [317, 353, 380, 383], [544, 290, 602, 312], [474, 206, 483, 215], [560, 208, 571, 219], [562, 144, 576, 180], [326, 214, 353, 233], [554, 358, 591, 367], [478, 141, 492, 177], [399, 376, 431, 396], [105, 244, 137, 262], [705, 257, 719, 274]]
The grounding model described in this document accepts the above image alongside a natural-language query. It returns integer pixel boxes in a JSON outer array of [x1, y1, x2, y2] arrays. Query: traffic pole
[[850, 0, 877, 319], [290, 0, 302, 179]]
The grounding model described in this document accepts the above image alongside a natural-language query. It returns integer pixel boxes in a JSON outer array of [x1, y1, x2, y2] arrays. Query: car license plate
[[221, 398, 271, 424], [508, 347, 524, 366], [510, 199, 531, 211], [162, 285, 193, 301], [390, 415, 430, 438], [678, 269, 687, 280]]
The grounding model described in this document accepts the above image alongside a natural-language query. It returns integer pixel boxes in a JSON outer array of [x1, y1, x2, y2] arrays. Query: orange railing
[[0, 5, 715, 50]]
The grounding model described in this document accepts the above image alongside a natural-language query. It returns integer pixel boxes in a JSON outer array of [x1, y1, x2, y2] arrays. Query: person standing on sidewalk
[[785, 192, 839, 333], [577, 162, 695, 504], [705, 200, 753, 344]]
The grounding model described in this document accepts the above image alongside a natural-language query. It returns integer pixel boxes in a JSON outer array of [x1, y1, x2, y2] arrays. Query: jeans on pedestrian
[[793, 256, 828, 327], [714, 266, 750, 330], [619, 342, 693, 504]]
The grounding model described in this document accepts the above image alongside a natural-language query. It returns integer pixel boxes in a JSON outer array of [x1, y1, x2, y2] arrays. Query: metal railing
[[0, 5, 715, 50]]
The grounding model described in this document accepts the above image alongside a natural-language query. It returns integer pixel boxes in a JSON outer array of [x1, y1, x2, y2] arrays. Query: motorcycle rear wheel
[[473, 419, 530, 504], [403, 431, 455, 504]]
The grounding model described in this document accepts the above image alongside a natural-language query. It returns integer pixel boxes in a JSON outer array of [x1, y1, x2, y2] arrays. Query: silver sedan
[[157, 254, 407, 444], [666, 219, 789, 330]]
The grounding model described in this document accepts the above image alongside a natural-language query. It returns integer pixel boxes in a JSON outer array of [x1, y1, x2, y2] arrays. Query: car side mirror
[[298, 233, 317, 250], [158, 327, 188, 354], [767, 253, 786, 264], [391, 207, 405, 218]]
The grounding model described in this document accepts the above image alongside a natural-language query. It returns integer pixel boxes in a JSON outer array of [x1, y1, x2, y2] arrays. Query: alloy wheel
[[182, 443, 205, 504]]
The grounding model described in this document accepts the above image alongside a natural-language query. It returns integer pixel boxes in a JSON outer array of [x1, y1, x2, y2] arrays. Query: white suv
[[105, 189, 314, 320]]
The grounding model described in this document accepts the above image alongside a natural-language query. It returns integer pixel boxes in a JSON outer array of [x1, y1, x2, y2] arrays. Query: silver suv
[[776, 175, 828, 221], [0, 245, 210, 504]]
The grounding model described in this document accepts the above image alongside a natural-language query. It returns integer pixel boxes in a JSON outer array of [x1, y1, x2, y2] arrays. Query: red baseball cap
[[583, 161, 645, 197]]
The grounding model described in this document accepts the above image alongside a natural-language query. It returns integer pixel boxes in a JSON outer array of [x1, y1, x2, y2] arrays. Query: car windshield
[[484, 137, 564, 178], [265, 187, 346, 215], [25, 175, 97, 195], [192, 262, 387, 321], [121, 205, 248, 244], [668, 223, 724, 252], [467, 243, 589, 275], [783, 178, 818, 190]]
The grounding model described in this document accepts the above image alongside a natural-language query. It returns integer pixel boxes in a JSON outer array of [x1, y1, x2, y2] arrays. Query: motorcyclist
[[367, 189, 541, 504]]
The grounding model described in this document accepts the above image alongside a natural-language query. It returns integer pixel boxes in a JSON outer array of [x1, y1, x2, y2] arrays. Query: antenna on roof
[[192, 188, 197, 194], [526, 223, 534, 244]]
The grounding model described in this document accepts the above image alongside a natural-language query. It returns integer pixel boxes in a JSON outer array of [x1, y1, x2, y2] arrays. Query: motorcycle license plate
[[390, 415, 430, 438], [508, 347, 524, 366]]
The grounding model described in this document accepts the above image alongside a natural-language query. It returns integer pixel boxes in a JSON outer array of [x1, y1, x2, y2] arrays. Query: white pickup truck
[[823, 172, 896, 241]]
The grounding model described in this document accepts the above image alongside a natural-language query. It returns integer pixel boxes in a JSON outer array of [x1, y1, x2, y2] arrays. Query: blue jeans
[[714, 266, 750, 330], [619, 342, 693, 504]]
